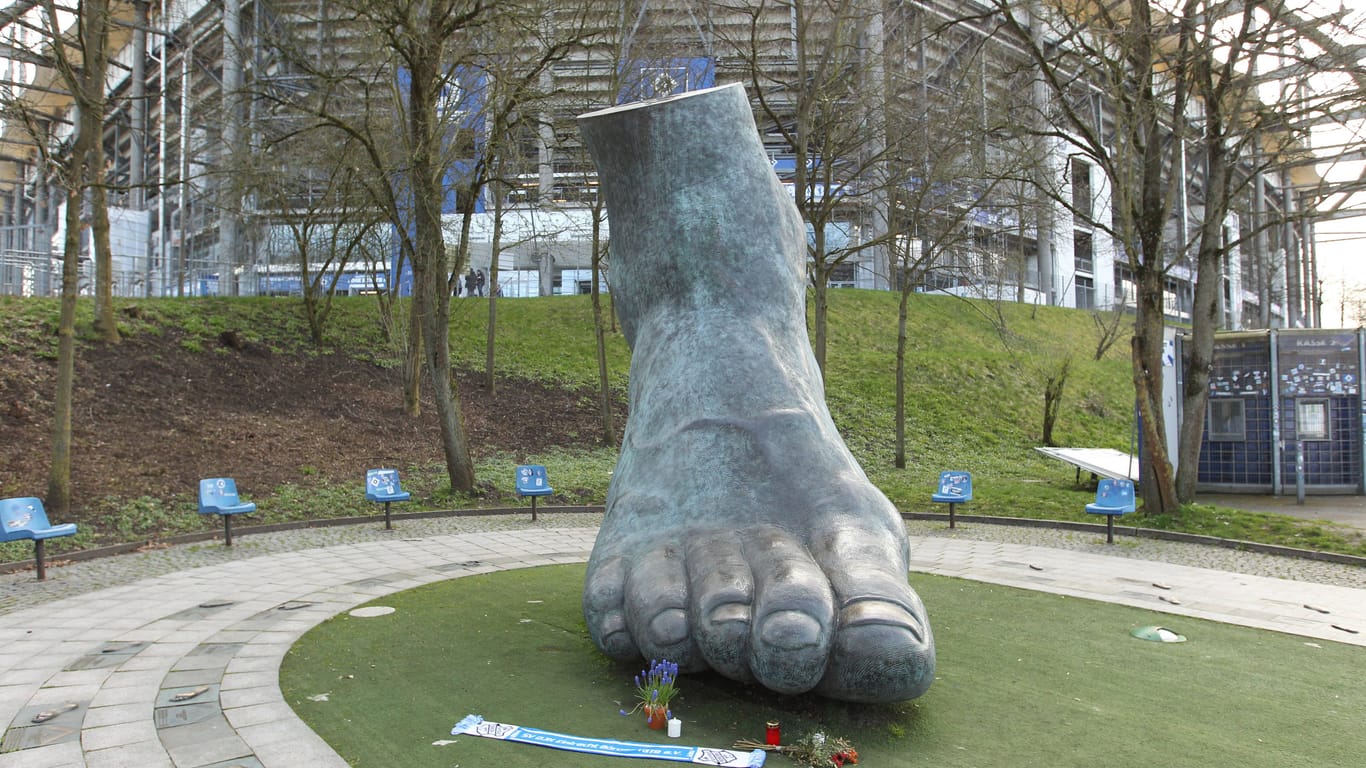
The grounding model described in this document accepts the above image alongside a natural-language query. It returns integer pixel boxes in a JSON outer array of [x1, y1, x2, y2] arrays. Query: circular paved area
[[0, 514, 1361, 767]]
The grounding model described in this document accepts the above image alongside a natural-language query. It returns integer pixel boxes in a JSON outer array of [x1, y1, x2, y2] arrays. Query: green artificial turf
[[281, 564, 1363, 768]]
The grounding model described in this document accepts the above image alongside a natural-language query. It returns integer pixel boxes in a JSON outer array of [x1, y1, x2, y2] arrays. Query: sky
[[1307, 0, 1366, 328], [1316, 215, 1362, 327]]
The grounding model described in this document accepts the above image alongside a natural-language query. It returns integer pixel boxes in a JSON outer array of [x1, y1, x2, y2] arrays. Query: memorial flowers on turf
[[734, 730, 859, 767], [619, 658, 680, 723]]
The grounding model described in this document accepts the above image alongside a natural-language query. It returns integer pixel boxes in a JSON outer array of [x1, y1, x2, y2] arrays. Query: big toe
[[811, 527, 936, 702], [817, 593, 935, 702]]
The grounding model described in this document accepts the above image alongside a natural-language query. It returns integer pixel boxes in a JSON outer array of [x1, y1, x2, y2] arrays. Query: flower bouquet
[[619, 658, 679, 728]]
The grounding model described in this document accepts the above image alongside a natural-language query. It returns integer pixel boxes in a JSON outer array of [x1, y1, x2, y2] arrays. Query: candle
[[667, 718, 682, 738], [765, 721, 781, 746]]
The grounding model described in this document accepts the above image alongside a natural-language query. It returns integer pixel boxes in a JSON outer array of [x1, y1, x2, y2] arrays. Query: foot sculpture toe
[[746, 531, 835, 694], [583, 556, 637, 659], [624, 544, 696, 666], [687, 533, 755, 681], [818, 600, 935, 702]]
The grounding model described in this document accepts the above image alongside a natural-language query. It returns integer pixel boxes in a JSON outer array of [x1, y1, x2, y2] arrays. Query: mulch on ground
[[0, 327, 623, 532]]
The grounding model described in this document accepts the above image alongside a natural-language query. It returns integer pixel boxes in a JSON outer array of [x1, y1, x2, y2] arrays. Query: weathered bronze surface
[[578, 84, 934, 702]]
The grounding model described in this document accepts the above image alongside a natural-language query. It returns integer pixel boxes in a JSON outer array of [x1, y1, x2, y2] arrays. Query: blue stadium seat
[[1085, 478, 1136, 543], [365, 469, 411, 530], [515, 465, 553, 521], [198, 478, 256, 546], [931, 471, 973, 529], [0, 497, 77, 580]]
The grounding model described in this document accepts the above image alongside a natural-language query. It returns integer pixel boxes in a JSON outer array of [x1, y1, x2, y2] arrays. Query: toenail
[[757, 610, 823, 650], [650, 608, 690, 645], [599, 613, 627, 637], [708, 602, 751, 625], [841, 601, 925, 640]]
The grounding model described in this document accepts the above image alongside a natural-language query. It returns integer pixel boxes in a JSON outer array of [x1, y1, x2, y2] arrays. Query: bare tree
[[247, 140, 385, 343], [712, 0, 891, 378], [252, 0, 597, 492], [1, 1, 119, 513], [1176, 1, 1366, 500], [559, 2, 719, 445], [474, 13, 600, 395], [990, 0, 1202, 513], [990, 0, 1366, 509], [882, 47, 1005, 464]]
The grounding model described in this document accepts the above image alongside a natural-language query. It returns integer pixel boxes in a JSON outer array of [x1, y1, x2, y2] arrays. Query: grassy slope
[[2, 291, 1363, 556]]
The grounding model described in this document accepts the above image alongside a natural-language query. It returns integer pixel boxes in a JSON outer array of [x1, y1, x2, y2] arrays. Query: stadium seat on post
[[514, 465, 553, 521], [1085, 478, 1136, 544], [198, 478, 256, 546], [0, 497, 77, 581], [365, 469, 411, 530], [931, 471, 972, 529]]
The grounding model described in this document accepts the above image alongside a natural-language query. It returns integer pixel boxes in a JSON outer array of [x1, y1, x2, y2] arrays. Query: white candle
[[667, 718, 682, 738]]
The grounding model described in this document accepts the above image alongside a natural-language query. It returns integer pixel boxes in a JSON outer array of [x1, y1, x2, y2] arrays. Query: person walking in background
[[476, 269, 487, 297]]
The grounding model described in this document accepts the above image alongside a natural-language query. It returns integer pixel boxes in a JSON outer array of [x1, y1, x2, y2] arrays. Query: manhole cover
[[1130, 625, 1186, 643]]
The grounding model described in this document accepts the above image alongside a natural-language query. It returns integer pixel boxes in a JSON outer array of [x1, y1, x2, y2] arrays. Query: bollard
[[1295, 440, 1306, 506]]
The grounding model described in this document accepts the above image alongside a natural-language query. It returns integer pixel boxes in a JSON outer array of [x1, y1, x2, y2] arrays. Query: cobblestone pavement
[[0, 513, 1360, 767]]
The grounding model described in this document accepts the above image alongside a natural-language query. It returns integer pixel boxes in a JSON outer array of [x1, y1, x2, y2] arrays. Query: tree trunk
[[591, 202, 616, 445], [894, 281, 910, 469], [86, 0, 119, 343], [302, 241, 325, 344], [48, 160, 90, 516], [485, 188, 504, 393], [811, 268, 829, 380], [420, 272, 475, 492], [1176, 142, 1232, 503], [404, 295, 422, 416], [1042, 356, 1071, 447], [408, 53, 475, 493], [91, 132, 120, 343], [1131, 269, 1178, 514], [49, 0, 113, 513], [1128, 0, 1179, 515]]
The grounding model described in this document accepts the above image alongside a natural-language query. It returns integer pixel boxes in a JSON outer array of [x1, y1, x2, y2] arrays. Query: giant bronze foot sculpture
[[578, 84, 934, 703]]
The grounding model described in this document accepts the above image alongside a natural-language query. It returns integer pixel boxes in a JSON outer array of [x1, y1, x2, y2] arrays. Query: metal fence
[[0, 249, 59, 297]]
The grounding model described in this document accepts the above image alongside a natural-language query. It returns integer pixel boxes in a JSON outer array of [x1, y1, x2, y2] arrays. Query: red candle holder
[[765, 721, 781, 746]]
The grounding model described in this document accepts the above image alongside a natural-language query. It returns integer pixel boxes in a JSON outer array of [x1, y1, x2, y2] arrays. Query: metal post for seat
[[223, 514, 234, 546], [34, 539, 47, 581]]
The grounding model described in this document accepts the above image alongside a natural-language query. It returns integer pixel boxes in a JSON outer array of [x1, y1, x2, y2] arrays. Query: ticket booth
[[1178, 329, 1365, 495]]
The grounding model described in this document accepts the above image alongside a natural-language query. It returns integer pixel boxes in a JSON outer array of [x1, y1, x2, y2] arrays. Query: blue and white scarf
[[452, 714, 767, 766]]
